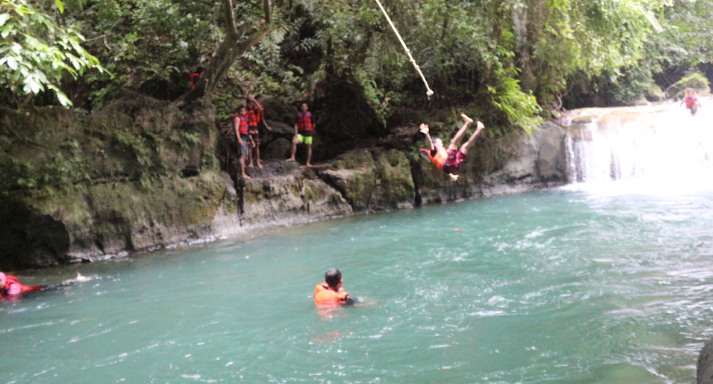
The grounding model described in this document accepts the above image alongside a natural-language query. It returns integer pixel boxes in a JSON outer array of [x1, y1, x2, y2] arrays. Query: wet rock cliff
[[0, 96, 567, 270]]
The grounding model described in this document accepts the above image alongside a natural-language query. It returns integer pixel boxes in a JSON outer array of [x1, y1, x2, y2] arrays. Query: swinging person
[[419, 114, 485, 181]]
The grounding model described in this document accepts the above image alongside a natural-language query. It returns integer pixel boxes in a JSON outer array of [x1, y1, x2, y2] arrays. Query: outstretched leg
[[448, 114, 474, 151], [459, 121, 485, 156]]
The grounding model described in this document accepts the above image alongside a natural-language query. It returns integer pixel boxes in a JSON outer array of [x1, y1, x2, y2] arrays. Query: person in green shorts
[[286, 103, 315, 167]]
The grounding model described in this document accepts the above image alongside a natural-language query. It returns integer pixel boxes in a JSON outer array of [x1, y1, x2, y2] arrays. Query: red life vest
[[246, 108, 259, 127], [253, 105, 265, 125], [2, 275, 42, 296], [297, 112, 313, 133], [421, 147, 448, 171], [231, 115, 249, 135], [189, 73, 201, 89], [314, 283, 348, 306], [686, 96, 698, 109]]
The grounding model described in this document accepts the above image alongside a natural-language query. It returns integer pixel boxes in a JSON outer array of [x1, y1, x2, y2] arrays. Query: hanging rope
[[373, 0, 434, 99]]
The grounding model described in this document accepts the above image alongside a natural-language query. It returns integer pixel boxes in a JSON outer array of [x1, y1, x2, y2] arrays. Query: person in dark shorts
[[246, 95, 272, 169], [419, 114, 484, 181], [286, 103, 315, 167], [231, 106, 252, 179]]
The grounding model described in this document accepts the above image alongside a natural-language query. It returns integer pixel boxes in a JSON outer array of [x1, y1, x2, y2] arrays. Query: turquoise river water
[[3, 181, 713, 383]]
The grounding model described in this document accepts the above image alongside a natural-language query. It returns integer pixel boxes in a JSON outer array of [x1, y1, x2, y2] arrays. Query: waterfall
[[561, 99, 713, 186]]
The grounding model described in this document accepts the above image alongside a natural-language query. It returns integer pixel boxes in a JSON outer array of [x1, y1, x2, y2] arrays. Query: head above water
[[325, 268, 342, 289], [0, 272, 6, 287]]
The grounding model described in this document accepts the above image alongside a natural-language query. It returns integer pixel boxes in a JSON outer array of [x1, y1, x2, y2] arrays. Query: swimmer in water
[[0, 272, 42, 297], [419, 114, 485, 181], [0, 272, 91, 298], [314, 268, 354, 306]]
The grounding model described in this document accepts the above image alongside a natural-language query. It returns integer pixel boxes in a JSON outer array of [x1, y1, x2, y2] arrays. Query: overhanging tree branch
[[175, 0, 274, 106]]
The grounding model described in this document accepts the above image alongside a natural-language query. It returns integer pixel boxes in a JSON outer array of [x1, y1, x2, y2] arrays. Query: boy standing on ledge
[[286, 103, 314, 167], [419, 114, 485, 181], [231, 106, 252, 179]]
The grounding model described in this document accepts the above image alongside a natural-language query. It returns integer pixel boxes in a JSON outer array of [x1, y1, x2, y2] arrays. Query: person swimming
[[0, 272, 42, 297], [314, 268, 354, 306], [0, 272, 91, 298]]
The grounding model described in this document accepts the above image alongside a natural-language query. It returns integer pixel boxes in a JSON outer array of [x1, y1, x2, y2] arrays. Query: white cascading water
[[561, 97, 713, 189]]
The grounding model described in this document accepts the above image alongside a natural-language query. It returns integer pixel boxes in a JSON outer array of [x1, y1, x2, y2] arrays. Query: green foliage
[[0, 0, 103, 107]]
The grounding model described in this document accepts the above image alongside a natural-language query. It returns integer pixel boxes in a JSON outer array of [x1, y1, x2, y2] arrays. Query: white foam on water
[[561, 98, 713, 194]]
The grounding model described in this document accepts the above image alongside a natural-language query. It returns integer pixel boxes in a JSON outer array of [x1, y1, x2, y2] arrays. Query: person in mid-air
[[314, 268, 353, 306], [189, 67, 205, 89], [681, 89, 702, 116], [286, 103, 314, 167], [0, 272, 42, 297], [419, 114, 485, 181]]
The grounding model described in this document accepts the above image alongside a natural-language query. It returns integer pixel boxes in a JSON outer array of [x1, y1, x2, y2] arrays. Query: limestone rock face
[[0, 171, 239, 269], [317, 148, 415, 212], [240, 168, 352, 227], [0, 92, 570, 270]]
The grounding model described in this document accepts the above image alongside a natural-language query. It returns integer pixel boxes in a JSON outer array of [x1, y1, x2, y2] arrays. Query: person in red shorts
[[314, 268, 353, 307], [0, 272, 42, 297], [419, 114, 484, 181]]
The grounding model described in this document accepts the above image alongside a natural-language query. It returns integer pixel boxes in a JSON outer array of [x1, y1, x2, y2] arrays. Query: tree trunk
[[174, 0, 273, 106]]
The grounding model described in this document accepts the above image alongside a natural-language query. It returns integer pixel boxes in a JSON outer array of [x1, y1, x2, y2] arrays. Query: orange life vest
[[314, 283, 348, 305], [686, 96, 699, 109], [421, 147, 448, 171]]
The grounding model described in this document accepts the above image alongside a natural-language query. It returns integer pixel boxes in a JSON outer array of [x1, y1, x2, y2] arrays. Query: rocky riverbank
[[0, 95, 568, 270]]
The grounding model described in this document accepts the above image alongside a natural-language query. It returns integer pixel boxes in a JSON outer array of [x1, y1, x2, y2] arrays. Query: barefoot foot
[[285, 158, 295, 162], [461, 114, 473, 124]]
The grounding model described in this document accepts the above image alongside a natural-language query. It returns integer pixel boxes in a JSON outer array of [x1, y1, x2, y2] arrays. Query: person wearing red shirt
[[286, 103, 315, 167], [419, 114, 484, 181], [231, 106, 252, 179]]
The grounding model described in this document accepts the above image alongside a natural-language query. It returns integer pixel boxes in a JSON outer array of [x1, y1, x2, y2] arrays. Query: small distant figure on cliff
[[189, 67, 205, 89], [286, 103, 314, 167], [231, 105, 252, 179], [314, 268, 353, 307], [419, 114, 485, 181], [681, 89, 702, 116], [246, 95, 272, 169]]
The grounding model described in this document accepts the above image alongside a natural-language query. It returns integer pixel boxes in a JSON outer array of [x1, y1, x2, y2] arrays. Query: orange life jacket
[[314, 283, 348, 305], [421, 147, 448, 171]]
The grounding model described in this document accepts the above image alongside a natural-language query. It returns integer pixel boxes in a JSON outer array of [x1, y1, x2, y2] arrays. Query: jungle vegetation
[[2, 0, 713, 133]]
